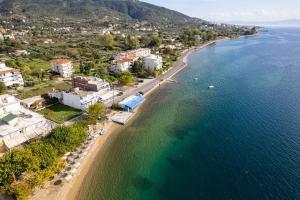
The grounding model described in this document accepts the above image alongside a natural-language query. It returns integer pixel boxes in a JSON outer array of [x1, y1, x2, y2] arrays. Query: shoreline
[[30, 38, 228, 200]]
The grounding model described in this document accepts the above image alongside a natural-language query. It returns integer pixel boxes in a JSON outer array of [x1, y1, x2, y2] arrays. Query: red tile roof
[[114, 59, 132, 64], [0, 68, 19, 75], [50, 59, 71, 64]]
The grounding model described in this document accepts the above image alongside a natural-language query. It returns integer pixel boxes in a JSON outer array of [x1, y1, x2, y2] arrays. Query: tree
[[5, 60, 17, 68], [96, 65, 108, 79], [98, 34, 114, 49], [148, 35, 162, 48], [124, 35, 140, 50], [28, 142, 57, 169], [0, 82, 7, 94], [0, 122, 89, 199], [87, 103, 106, 120], [119, 72, 134, 85], [131, 59, 144, 73], [21, 65, 31, 77]]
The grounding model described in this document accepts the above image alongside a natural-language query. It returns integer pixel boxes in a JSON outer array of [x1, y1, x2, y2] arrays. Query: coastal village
[[0, 47, 164, 151], [0, 2, 257, 199]]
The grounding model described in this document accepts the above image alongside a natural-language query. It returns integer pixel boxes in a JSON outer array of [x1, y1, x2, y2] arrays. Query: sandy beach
[[30, 38, 226, 200]]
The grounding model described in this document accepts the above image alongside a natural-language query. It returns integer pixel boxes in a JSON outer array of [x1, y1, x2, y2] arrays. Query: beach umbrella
[[64, 152, 71, 157], [65, 175, 73, 181], [70, 168, 77, 174], [79, 156, 85, 160], [74, 162, 81, 168]]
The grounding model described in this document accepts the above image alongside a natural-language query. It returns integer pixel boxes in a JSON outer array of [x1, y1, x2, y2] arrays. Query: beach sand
[[30, 38, 226, 200], [31, 121, 122, 200]]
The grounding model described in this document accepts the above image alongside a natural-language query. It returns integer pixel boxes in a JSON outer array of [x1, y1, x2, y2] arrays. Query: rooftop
[[0, 106, 47, 138], [1, 113, 17, 124], [74, 76, 109, 85], [0, 94, 19, 108], [0, 63, 19, 75], [64, 88, 98, 97], [20, 96, 45, 106], [113, 59, 132, 64], [50, 59, 71, 64], [119, 95, 145, 110], [145, 54, 162, 59]]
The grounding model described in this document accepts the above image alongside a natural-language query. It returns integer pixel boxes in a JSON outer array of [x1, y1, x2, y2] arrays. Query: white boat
[[194, 77, 198, 81], [208, 85, 215, 89]]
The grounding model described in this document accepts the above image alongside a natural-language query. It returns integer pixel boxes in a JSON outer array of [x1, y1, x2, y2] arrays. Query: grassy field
[[38, 103, 83, 124], [17, 82, 72, 99]]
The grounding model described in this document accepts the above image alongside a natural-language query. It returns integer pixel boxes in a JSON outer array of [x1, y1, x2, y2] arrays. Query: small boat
[[208, 85, 215, 89], [194, 77, 198, 81]]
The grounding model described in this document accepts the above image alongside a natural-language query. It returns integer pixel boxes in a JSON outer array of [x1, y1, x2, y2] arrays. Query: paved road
[[105, 48, 193, 107]]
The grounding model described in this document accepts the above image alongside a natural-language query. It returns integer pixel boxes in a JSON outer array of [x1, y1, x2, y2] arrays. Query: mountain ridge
[[0, 0, 208, 26]]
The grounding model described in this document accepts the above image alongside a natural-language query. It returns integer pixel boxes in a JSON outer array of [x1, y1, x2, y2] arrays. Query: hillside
[[0, 0, 208, 26]]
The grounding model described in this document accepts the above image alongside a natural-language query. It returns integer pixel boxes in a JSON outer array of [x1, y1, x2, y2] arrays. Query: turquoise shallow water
[[78, 28, 300, 200]]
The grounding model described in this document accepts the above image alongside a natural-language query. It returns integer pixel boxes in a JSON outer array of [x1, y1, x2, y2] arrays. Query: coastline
[[30, 38, 227, 200]]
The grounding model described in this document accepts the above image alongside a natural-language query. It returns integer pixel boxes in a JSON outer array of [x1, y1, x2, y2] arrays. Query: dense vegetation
[[0, 0, 204, 27], [0, 121, 90, 200], [87, 103, 107, 120]]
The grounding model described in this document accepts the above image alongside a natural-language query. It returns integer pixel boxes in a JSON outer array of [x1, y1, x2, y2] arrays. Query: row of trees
[[98, 34, 162, 50], [0, 121, 90, 200], [181, 28, 218, 47]]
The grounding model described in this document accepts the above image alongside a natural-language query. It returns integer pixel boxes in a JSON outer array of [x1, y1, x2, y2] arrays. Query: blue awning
[[123, 95, 145, 111]]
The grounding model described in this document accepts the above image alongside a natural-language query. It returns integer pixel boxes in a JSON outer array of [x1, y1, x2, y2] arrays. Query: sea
[[78, 28, 300, 200]]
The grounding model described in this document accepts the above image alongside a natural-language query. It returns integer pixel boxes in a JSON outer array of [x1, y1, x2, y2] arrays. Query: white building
[[3, 34, 15, 40], [0, 63, 24, 87], [0, 95, 53, 150], [15, 50, 29, 56], [144, 55, 163, 70], [131, 48, 151, 58], [111, 48, 151, 72], [51, 88, 101, 110], [113, 48, 151, 62], [110, 59, 132, 72], [50, 59, 73, 78]]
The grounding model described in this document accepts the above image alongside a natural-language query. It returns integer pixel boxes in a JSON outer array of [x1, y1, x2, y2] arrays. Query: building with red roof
[[50, 59, 73, 78]]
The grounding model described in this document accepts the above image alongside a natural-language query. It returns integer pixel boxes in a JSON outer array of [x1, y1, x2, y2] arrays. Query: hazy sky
[[142, 0, 300, 22]]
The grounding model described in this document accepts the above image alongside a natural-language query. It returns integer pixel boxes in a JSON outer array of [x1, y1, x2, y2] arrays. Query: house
[[113, 48, 151, 61], [14, 50, 29, 56], [44, 39, 54, 44], [110, 59, 132, 72], [51, 88, 101, 110], [3, 34, 15, 40], [0, 63, 24, 87], [194, 35, 202, 41], [73, 76, 110, 94], [20, 96, 45, 110], [50, 59, 73, 78], [165, 45, 177, 50], [175, 42, 184, 49], [0, 95, 53, 150], [144, 55, 163, 70], [111, 48, 151, 72], [0, 27, 6, 34], [130, 48, 151, 58]]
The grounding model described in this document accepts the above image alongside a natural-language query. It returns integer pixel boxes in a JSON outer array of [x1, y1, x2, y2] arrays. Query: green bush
[[0, 122, 88, 199]]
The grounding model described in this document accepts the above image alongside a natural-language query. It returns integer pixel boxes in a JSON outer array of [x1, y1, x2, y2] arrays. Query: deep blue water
[[79, 28, 300, 200]]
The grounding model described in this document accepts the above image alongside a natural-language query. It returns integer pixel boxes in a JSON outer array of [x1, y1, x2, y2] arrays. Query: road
[[105, 48, 193, 107]]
